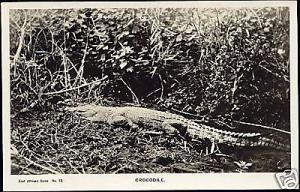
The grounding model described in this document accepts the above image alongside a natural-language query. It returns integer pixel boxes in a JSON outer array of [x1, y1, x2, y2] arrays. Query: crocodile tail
[[189, 123, 291, 152], [227, 133, 291, 152], [258, 136, 290, 151]]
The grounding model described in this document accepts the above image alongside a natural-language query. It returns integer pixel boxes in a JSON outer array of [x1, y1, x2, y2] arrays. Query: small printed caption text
[[135, 177, 165, 182], [18, 179, 63, 183]]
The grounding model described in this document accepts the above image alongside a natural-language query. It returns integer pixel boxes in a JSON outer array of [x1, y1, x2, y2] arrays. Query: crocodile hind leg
[[162, 120, 188, 135], [162, 120, 190, 151]]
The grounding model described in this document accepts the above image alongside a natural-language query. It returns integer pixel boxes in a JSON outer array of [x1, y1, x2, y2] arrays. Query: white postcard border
[[2, 1, 298, 190]]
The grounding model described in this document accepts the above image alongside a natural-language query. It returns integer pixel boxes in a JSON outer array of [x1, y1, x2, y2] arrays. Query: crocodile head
[[65, 104, 115, 122]]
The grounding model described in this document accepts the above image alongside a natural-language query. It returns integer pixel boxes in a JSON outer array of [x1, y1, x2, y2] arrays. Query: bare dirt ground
[[10, 107, 291, 175]]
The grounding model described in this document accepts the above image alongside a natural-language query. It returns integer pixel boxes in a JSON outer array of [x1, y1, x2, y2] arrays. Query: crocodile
[[65, 105, 290, 152]]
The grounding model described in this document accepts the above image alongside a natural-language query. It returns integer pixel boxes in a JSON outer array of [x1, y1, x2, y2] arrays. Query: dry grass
[[11, 108, 290, 174]]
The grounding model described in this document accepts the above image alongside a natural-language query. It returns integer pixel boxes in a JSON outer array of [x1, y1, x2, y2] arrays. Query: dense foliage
[[10, 8, 290, 130]]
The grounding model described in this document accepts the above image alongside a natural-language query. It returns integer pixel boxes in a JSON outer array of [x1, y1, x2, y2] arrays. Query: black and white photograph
[[2, 1, 299, 190]]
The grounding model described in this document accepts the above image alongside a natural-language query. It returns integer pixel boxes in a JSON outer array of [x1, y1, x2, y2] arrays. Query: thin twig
[[172, 166, 200, 173], [119, 78, 139, 104], [74, 30, 90, 86], [171, 108, 290, 135], [65, 159, 82, 174], [111, 166, 127, 174], [158, 74, 164, 100], [171, 108, 206, 119], [258, 63, 289, 82], [249, 8, 262, 28], [146, 88, 161, 98], [23, 156, 60, 174], [233, 120, 290, 135], [19, 78, 38, 96], [42, 76, 108, 96], [215, 120, 235, 129], [63, 13, 69, 88], [142, 131, 164, 135], [12, 10, 28, 76], [11, 163, 39, 175]]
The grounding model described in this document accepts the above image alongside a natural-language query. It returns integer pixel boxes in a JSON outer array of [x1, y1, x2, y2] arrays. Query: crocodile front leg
[[107, 115, 135, 127]]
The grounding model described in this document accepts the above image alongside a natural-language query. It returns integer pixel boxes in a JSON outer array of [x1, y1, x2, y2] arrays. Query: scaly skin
[[65, 105, 290, 152]]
